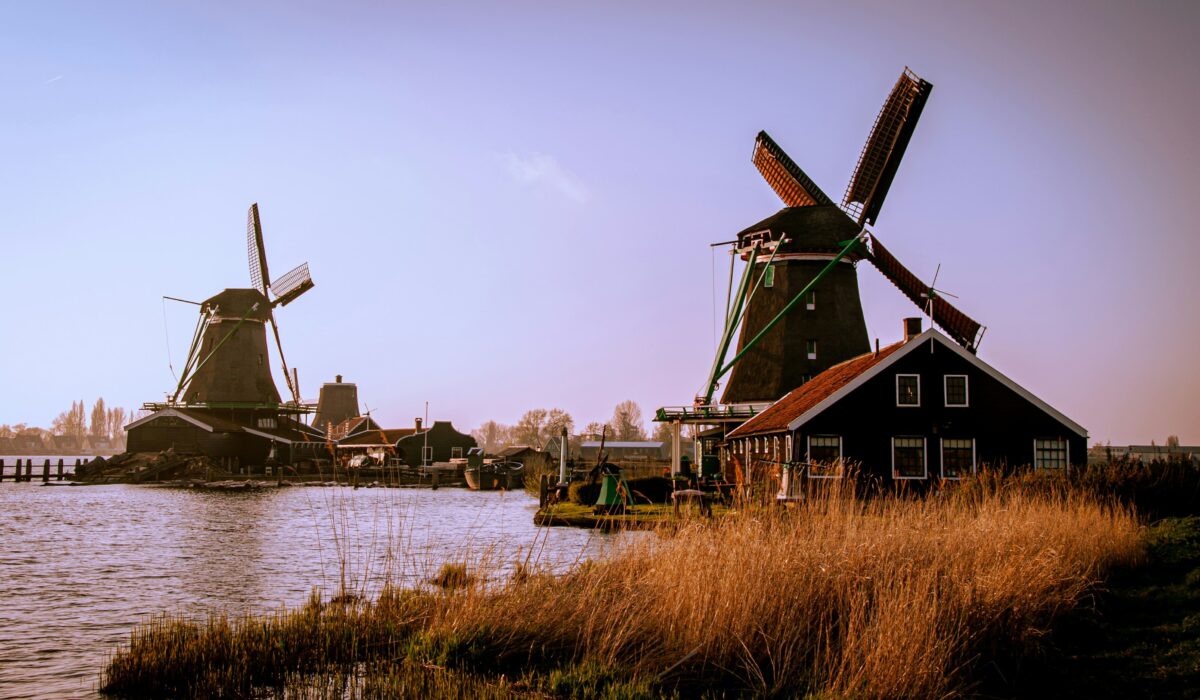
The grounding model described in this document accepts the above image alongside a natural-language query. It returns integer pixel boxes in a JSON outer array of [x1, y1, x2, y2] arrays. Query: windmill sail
[[865, 234, 983, 350], [270, 263, 314, 307], [843, 69, 932, 226], [247, 203, 271, 296], [753, 131, 835, 208]]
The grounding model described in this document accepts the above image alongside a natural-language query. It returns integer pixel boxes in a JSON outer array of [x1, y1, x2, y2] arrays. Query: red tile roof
[[727, 340, 907, 439]]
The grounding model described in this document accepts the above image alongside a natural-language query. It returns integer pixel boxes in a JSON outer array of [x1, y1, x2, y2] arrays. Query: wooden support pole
[[42, 459, 51, 483], [0, 458, 5, 482], [57, 459, 64, 481], [18, 458, 26, 482]]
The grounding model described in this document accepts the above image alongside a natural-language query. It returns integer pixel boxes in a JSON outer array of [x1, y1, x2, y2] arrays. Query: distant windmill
[[169, 203, 314, 406], [706, 68, 985, 405]]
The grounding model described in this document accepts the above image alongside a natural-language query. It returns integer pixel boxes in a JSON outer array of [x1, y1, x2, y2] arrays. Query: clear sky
[[2, 0, 1197, 445]]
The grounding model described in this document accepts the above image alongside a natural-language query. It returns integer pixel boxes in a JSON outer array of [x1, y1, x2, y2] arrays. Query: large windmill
[[706, 68, 985, 406], [169, 203, 314, 407]]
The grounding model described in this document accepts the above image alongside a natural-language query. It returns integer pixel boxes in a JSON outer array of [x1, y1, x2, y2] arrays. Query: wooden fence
[[0, 458, 90, 483]]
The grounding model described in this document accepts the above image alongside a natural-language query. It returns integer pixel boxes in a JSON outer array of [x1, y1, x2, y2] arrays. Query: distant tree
[[510, 409, 547, 447], [1167, 435, 1181, 449], [609, 400, 647, 441], [582, 421, 607, 441], [52, 400, 87, 440], [544, 409, 574, 443], [89, 398, 107, 440], [0, 424, 13, 438], [510, 408, 573, 449], [471, 420, 510, 454], [107, 407, 128, 447], [651, 421, 674, 443]]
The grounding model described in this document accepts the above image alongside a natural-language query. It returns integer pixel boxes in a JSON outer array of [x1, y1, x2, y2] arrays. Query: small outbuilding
[[725, 325, 1087, 492]]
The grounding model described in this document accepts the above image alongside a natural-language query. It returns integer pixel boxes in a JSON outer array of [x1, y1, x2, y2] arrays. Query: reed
[[102, 475, 1143, 699]]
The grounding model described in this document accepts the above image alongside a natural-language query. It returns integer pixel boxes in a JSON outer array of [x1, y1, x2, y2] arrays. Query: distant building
[[580, 441, 667, 462], [1089, 444, 1200, 465], [726, 326, 1087, 490], [497, 445, 553, 473], [393, 419, 476, 466]]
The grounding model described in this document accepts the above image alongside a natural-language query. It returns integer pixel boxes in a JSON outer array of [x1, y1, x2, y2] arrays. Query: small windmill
[[169, 203, 314, 406], [707, 68, 985, 405]]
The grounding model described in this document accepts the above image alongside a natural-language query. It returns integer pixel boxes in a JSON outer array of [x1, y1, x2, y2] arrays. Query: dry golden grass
[[103, 476, 1144, 699]]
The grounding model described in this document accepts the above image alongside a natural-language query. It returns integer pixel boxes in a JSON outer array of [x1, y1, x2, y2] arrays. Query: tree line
[[0, 398, 139, 453], [471, 399, 687, 454]]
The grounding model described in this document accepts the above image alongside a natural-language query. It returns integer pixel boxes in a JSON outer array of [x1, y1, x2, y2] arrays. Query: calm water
[[0, 482, 625, 699]]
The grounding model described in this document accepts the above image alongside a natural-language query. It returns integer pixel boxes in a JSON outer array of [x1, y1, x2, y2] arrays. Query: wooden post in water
[[431, 467, 439, 490], [42, 459, 50, 483], [0, 458, 5, 482], [18, 458, 26, 482], [57, 459, 64, 481]]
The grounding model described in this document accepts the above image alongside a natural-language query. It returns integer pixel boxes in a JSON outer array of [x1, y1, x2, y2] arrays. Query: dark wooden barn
[[393, 420, 477, 466], [125, 407, 325, 472], [725, 324, 1086, 493]]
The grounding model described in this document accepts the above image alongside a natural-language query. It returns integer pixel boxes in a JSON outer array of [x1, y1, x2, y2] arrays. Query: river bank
[[0, 483, 624, 699], [100, 479, 1146, 699]]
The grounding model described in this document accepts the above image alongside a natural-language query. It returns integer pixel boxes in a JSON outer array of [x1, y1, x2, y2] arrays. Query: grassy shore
[[102, 477, 1143, 698]]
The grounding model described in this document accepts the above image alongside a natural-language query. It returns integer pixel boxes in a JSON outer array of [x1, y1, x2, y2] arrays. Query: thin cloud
[[502, 152, 590, 203], [45, 75, 63, 84]]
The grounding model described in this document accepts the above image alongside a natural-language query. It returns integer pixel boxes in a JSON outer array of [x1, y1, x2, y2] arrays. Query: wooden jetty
[[0, 458, 88, 483]]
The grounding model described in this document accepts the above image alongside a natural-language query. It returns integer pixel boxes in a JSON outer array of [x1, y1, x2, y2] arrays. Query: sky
[[1, 0, 1197, 445]]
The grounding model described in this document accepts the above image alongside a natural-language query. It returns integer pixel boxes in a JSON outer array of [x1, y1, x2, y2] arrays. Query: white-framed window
[[1034, 438, 1068, 470], [892, 436, 927, 479], [940, 438, 975, 479], [422, 445, 433, 465], [944, 375, 968, 407], [896, 374, 920, 407], [807, 435, 843, 478], [806, 339, 817, 360], [256, 417, 277, 429], [763, 264, 775, 288], [785, 435, 792, 459], [806, 291, 816, 311], [451, 446, 463, 459]]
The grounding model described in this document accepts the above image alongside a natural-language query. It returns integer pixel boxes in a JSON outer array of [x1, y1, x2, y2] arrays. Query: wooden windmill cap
[[736, 204, 863, 259], [201, 288, 272, 321]]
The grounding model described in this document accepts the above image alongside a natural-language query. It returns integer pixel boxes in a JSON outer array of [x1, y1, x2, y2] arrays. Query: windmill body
[[721, 205, 870, 404], [181, 289, 281, 405]]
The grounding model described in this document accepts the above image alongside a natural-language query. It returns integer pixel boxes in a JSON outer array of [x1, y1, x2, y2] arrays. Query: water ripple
[[0, 482, 621, 699]]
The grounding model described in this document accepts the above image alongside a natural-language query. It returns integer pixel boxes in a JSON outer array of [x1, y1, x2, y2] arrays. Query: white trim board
[[786, 328, 1087, 438], [124, 408, 217, 433]]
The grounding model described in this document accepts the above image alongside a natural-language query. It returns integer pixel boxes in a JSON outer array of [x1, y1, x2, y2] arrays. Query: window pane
[[893, 437, 925, 478], [1035, 438, 1067, 469], [945, 376, 967, 406], [897, 375, 920, 406], [942, 438, 973, 478]]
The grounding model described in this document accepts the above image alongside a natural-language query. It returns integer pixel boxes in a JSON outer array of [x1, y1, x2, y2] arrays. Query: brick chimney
[[904, 317, 923, 342], [415, 417, 423, 432]]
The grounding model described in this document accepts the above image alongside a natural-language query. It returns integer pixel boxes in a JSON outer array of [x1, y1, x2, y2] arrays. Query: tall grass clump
[[103, 476, 1143, 699]]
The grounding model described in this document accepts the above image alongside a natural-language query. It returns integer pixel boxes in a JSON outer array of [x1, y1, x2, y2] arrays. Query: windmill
[[705, 68, 985, 406], [169, 203, 314, 407]]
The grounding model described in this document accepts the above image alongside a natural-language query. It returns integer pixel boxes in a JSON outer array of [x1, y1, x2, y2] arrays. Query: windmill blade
[[247, 203, 271, 296], [865, 234, 984, 350], [752, 131, 835, 208], [267, 314, 301, 405], [269, 262, 315, 307], [843, 69, 933, 226]]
